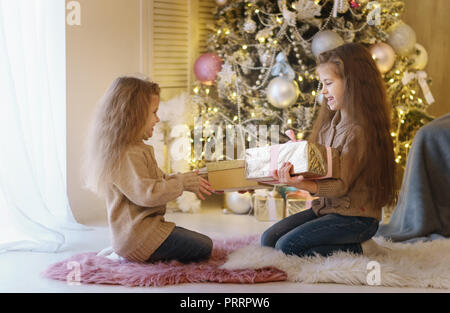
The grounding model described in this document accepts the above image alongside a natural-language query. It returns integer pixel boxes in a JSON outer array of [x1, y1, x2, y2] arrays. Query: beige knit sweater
[[105, 142, 198, 263], [310, 111, 382, 221]]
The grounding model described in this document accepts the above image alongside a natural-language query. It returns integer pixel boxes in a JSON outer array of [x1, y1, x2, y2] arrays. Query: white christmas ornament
[[387, 22, 416, 56], [243, 18, 257, 34], [225, 192, 252, 214], [411, 43, 428, 70], [311, 30, 344, 57], [215, 0, 227, 6], [266, 77, 300, 109]]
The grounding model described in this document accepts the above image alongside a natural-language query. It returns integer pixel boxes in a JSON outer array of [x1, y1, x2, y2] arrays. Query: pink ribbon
[[285, 129, 297, 142], [269, 144, 280, 179]]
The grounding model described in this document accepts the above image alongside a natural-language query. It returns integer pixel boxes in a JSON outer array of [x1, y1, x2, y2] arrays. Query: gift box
[[245, 140, 340, 184], [201, 160, 272, 192], [285, 190, 318, 217], [253, 189, 285, 221]]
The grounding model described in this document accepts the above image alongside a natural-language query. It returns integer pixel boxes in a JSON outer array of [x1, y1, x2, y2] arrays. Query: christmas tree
[[190, 0, 435, 183]]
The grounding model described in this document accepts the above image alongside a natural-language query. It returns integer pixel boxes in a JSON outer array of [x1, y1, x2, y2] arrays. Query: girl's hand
[[273, 162, 303, 187], [181, 171, 215, 200], [273, 162, 316, 192], [272, 162, 318, 194], [194, 169, 215, 200]]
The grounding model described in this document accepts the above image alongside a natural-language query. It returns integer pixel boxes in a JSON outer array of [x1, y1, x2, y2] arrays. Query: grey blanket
[[376, 113, 450, 243]]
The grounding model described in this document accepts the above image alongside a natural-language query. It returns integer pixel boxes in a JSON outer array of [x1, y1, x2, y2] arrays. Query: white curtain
[[0, 0, 88, 254]]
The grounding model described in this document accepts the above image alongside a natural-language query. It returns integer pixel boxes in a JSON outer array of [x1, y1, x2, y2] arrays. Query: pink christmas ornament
[[194, 53, 224, 85]]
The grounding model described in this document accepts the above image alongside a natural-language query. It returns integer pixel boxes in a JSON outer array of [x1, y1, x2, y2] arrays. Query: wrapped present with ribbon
[[253, 188, 285, 222], [244, 130, 340, 185], [201, 160, 272, 192], [285, 189, 318, 217]]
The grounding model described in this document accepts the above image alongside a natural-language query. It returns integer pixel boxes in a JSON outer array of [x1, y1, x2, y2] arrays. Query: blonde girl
[[85, 76, 214, 263]]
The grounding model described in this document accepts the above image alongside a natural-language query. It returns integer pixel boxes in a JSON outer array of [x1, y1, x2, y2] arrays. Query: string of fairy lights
[[189, 0, 434, 174]]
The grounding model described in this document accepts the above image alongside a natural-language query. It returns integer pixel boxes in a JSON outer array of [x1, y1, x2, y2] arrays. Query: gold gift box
[[253, 190, 285, 222], [245, 141, 340, 184], [201, 160, 272, 192], [285, 190, 318, 216]]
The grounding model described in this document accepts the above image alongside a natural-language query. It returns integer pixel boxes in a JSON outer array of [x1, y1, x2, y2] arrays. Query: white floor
[[0, 199, 448, 293]]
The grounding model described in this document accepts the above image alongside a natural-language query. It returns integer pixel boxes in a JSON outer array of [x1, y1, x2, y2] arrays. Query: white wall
[[66, 0, 142, 224]]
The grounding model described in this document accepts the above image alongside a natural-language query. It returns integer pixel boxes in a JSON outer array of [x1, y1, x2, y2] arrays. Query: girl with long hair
[[85, 75, 214, 263], [261, 43, 396, 257]]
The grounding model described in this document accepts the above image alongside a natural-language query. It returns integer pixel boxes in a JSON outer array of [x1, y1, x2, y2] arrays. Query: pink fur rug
[[41, 235, 287, 287]]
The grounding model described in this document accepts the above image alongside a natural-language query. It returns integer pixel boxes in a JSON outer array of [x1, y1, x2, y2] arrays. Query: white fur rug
[[221, 236, 450, 289]]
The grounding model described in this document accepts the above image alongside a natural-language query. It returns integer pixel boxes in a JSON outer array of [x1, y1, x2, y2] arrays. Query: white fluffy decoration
[[176, 192, 201, 214], [145, 92, 200, 213], [221, 236, 450, 289], [224, 192, 252, 214]]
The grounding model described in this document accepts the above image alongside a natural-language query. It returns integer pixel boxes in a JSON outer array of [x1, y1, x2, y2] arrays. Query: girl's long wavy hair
[[309, 42, 397, 209], [84, 75, 160, 195]]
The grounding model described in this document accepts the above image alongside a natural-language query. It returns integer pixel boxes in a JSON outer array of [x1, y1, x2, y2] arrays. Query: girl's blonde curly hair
[[84, 75, 160, 195]]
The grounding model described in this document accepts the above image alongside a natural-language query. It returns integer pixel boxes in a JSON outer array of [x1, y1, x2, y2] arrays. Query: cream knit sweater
[[105, 142, 198, 263]]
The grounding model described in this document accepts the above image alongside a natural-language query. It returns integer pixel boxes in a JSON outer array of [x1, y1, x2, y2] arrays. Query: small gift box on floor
[[253, 188, 285, 222], [201, 160, 271, 192], [245, 130, 340, 185], [285, 190, 318, 217]]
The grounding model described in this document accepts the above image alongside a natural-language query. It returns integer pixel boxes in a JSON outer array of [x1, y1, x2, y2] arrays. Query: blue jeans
[[261, 209, 379, 257], [147, 226, 213, 263]]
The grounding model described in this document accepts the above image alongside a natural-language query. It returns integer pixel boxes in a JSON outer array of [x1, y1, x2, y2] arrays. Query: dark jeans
[[261, 209, 379, 257], [147, 226, 213, 263]]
